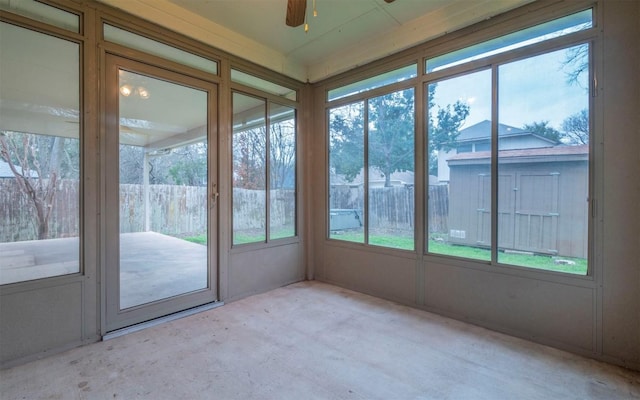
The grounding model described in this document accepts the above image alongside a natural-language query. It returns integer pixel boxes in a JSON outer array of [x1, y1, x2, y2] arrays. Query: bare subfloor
[[1, 281, 639, 399]]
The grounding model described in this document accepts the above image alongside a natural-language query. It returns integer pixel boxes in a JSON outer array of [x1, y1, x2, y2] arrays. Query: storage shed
[[447, 145, 589, 258]]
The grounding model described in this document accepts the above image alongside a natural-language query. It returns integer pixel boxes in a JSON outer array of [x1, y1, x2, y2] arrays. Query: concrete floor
[[1, 281, 639, 400]]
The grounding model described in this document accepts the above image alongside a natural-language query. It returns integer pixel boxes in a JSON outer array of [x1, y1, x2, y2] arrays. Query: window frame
[[0, 13, 85, 286], [326, 82, 418, 253], [230, 90, 299, 249], [422, 8, 598, 279]]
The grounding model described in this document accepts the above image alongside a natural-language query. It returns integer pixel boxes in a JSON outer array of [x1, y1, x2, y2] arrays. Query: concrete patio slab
[[0, 232, 208, 308]]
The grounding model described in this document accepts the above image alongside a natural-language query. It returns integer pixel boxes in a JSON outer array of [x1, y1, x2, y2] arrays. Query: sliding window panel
[[367, 89, 415, 250], [232, 93, 267, 245], [328, 102, 365, 243], [426, 69, 491, 261], [269, 104, 296, 240], [497, 44, 590, 275]]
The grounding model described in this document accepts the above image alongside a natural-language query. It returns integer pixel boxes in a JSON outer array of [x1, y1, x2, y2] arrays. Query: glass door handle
[[211, 192, 219, 208]]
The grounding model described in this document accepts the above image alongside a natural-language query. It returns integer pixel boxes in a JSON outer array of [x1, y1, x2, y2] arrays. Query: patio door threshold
[[103, 301, 224, 341]]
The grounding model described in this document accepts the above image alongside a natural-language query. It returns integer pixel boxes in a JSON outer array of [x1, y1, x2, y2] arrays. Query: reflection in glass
[[0, 22, 80, 285], [427, 69, 491, 261], [118, 70, 208, 309], [497, 45, 589, 274]]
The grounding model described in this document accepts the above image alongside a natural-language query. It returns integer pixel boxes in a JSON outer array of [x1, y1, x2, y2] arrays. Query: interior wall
[[311, 0, 640, 370], [599, 0, 640, 367]]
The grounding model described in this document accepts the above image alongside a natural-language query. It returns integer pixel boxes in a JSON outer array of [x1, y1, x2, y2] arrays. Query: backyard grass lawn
[[183, 233, 207, 245], [183, 227, 295, 246], [330, 232, 587, 275]]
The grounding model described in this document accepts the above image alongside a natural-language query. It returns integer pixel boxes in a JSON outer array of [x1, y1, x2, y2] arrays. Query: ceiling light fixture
[[119, 84, 133, 97], [119, 84, 150, 99], [304, 0, 317, 33]]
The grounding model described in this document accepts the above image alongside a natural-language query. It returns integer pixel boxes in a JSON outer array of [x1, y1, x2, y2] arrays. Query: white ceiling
[[99, 0, 533, 83]]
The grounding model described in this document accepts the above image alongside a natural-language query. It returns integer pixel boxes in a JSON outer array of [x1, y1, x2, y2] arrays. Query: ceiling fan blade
[[286, 0, 307, 27], [384, 0, 396, 3]]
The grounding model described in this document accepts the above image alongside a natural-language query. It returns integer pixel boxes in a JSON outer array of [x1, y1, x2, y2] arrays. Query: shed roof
[[448, 144, 589, 165]]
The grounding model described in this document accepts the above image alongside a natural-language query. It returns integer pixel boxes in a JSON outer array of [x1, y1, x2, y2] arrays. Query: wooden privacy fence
[[232, 188, 295, 230], [428, 185, 449, 234], [119, 184, 208, 236], [0, 178, 79, 242], [1, 178, 296, 242], [329, 184, 449, 234]]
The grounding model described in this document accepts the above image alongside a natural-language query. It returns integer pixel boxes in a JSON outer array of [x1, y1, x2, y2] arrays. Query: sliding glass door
[[105, 55, 218, 331]]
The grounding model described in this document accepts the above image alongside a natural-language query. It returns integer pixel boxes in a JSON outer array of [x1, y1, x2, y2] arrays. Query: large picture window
[[329, 88, 415, 251], [0, 22, 81, 284], [426, 11, 592, 275]]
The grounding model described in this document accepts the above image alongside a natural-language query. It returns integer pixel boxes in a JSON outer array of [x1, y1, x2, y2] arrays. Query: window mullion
[[363, 100, 370, 245], [265, 101, 271, 243], [491, 65, 499, 265]]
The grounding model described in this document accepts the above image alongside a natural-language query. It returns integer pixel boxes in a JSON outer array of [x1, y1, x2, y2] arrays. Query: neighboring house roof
[[0, 159, 38, 178], [457, 120, 557, 145], [447, 144, 589, 165]]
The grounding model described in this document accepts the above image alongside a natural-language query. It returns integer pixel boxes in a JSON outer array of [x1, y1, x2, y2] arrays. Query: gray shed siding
[[447, 156, 588, 258]]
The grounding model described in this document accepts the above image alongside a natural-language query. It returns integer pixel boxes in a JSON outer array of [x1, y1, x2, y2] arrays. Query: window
[[104, 24, 218, 75], [427, 69, 492, 261], [232, 92, 296, 245], [426, 9, 592, 73], [0, 0, 79, 32], [0, 22, 81, 284], [328, 64, 417, 101], [329, 88, 415, 251], [426, 11, 592, 275], [231, 69, 297, 101]]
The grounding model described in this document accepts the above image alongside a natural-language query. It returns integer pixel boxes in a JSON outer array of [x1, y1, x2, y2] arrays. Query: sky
[[431, 45, 589, 132]]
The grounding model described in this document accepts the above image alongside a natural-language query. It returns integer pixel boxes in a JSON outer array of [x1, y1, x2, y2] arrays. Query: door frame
[[103, 54, 219, 332]]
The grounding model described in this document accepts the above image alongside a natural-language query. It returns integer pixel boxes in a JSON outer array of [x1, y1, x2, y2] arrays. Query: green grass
[[330, 231, 415, 250], [233, 226, 296, 245], [182, 227, 296, 246], [186, 229, 587, 275], [329, 232, 587, 275], [182, 233, 207, 245], [428, 240, 587, 274]]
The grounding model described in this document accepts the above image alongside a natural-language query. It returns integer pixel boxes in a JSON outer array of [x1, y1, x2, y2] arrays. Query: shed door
[[513, 172, 559, 254], [498, 174, 516, 250], [476, 174, 491, 246]]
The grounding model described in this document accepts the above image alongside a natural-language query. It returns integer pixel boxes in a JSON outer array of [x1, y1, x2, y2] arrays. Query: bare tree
[[0, 132, 64, 239], [269, 120, 296, 189], [561, 109, 589, 145], [233, 127, 266, 189], [562, 43, 589, 90]]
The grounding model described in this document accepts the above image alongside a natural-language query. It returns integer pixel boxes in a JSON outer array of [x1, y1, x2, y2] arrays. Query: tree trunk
[[384, 173, 392, 187]]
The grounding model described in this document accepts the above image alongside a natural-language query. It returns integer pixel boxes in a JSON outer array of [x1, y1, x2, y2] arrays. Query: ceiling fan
[[286, 0, 396, 27]]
